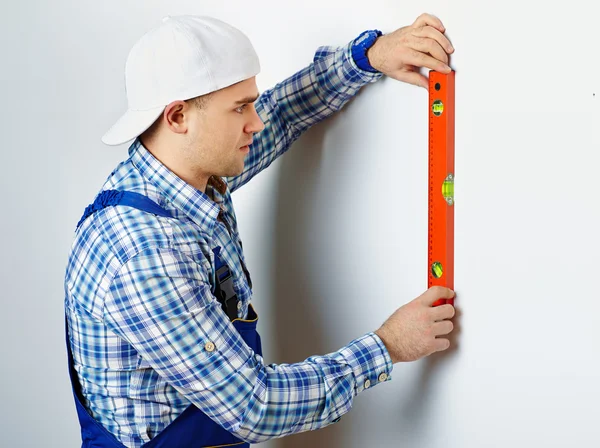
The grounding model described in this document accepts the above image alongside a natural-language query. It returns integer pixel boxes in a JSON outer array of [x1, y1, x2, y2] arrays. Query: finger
[[404, 48, 451, 73], [433, 337, 450, 352], [408, 34, 449, 65], [432, 303, 455, 321], [421, 286, 455, 306], [432, 320, 454, 336], [387, 70, 428, 89], [413, 25, 454, 54], [412, 13, 445, 33]]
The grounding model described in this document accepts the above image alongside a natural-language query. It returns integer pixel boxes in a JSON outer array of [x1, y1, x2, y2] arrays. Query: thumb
[[421, 286, 455, 306]]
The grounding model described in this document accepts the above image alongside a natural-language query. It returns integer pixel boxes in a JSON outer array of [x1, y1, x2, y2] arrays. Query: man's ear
[[163, 100, 190, 135]]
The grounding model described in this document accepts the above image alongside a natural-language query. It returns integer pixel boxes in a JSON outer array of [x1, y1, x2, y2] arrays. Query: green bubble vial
[[442, 174, 454, 205], [431, 261, 443, 279], [432, 100, 444, 116]]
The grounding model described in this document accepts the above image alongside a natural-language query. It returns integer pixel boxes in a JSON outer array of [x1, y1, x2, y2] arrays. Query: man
[[65, 13, 456, 448]]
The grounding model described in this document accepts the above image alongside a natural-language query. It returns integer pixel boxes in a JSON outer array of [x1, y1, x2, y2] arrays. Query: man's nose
[[246, 108, 265, 134]]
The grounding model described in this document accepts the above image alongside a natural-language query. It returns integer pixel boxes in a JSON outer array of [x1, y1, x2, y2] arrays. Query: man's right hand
[[374, 287, 456, 363]]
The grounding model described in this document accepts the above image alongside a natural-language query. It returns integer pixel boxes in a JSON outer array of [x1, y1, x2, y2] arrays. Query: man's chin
[[221, 163, 245, 178]]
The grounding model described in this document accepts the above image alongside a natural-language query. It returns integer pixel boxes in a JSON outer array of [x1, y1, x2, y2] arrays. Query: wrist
[[374, 327, 398, 364], [366, 36, 384, 72]]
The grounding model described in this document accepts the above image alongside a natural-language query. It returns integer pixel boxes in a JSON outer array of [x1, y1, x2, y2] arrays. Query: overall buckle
[[215, 266, 239, 321]]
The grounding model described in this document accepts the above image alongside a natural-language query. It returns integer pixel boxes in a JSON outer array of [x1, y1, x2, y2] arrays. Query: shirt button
[[204, 341, 216, 352], [237, 301, 242, 310], [378, 372, 388, 382], [364, 379, 371, 389]]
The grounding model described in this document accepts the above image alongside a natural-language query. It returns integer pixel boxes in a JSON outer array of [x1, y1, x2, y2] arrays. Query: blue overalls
[[66, 190, 263, 447]]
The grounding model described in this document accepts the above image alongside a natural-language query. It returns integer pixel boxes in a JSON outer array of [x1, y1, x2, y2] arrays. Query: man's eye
[[235, 104, 247, 113]]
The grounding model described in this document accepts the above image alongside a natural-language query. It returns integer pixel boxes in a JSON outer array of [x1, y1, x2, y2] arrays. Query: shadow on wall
[[393, 307, 462, 444], [270, 121, 349, 448], [268, 112, 463, 447]]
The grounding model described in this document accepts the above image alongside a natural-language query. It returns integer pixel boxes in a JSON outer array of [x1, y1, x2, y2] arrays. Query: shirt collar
[[128, 139, 225, 234]]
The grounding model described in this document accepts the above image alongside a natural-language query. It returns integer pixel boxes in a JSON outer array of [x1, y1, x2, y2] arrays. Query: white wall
[[2, 0, 599, 447]]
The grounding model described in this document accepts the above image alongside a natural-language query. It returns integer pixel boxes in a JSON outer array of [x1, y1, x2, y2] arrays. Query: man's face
[[184, 77, 264, 179]]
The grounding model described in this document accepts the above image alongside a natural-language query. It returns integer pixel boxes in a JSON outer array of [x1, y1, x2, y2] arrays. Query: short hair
[[187, 93, 213, 110]]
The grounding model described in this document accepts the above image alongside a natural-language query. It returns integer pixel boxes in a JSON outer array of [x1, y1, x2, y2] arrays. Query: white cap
[[102, 15, 261, 146]]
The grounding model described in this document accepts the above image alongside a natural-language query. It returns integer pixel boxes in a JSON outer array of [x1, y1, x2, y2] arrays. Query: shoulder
[[65, 196, 212, 319]]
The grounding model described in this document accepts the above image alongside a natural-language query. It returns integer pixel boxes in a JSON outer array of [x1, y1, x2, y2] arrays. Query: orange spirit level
[[428, 70, 455, 307]]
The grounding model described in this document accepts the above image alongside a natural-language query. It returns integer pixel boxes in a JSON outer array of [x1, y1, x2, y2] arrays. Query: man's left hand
[[367, 13, 454, 89]]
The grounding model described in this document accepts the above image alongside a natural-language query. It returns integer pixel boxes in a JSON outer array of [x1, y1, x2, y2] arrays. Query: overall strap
[[75, 189, 239, 319], [76, 190, 173, 229]]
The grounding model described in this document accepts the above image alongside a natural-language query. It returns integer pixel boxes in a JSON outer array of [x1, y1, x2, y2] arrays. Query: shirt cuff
[[339, 332, 394, 394], [344, 40, 384, 84]]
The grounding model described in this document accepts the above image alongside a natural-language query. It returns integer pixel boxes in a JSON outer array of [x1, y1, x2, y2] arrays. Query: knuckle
[[399, 40, 413, 52], [408, 48, 424, 60], [422, 336, 433, 350], [426, 324, 439, 342], [415, 35, 427, 47], [424, 325, 434, 339], [423, 308, 434, 321]]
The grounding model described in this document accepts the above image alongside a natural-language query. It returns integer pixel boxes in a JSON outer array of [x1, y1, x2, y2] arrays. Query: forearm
[[279, 41, 383, 135], [230, 332, 393, 443], [229, 39, 382, 192]]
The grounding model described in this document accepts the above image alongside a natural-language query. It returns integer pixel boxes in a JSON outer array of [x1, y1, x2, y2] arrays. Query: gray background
[[2, 0, 599, 447]]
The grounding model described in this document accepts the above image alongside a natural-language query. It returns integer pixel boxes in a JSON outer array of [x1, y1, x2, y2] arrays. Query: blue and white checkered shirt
[[65, 40, 393, 447]]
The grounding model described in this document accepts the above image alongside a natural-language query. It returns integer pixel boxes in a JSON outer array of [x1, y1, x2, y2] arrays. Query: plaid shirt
[[65, 40, 393, 447]]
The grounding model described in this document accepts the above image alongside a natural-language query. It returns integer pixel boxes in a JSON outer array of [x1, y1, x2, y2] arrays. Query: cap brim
[[101, 106, 165, 146]]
